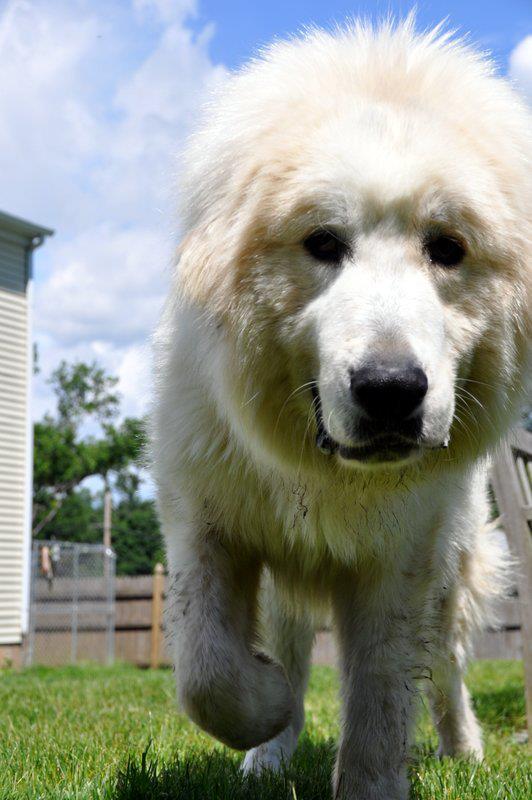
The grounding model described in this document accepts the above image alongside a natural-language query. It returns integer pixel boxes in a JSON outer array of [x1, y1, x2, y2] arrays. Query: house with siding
[[0, 210, 52, 666]]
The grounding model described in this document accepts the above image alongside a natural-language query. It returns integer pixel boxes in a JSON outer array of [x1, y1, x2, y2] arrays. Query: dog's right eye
[[303, 230, 348, 264]]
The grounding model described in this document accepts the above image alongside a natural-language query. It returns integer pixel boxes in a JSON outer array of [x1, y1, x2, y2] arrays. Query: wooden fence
[[122, 579, 525, 666], [26, 563, 524, 668], [113, 569, 169, 667], [491, 428, 532, 734], [26, 572, 167, 667]]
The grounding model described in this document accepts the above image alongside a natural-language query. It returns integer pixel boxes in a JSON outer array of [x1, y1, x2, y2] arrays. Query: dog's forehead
[[298, 104, 473, 214]]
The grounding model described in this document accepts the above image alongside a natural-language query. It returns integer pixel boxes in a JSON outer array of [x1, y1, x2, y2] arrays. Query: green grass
[[0, 661, 528, 799]]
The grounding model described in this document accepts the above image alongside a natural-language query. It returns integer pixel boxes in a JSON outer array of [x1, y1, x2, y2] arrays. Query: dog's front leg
[[331, 574, 419, 800], [168, 531, 295, 750]]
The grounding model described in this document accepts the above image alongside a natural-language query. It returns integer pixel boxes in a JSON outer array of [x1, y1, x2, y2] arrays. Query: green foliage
[[97, 417, 147, 482], [39, 486, 164, 575], [34, 417, 95, 491], [111, 496, 165, 575], [50, 360, 120, 429], [39, 488, 100, 544], [33, 412, 146, 537], [0, 662, 527, 800], [33, 358, 163, 575]]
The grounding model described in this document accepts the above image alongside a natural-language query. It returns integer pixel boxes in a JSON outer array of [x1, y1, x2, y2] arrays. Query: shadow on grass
[[110, 679, 526, 800], [111, 737, 335, 800]]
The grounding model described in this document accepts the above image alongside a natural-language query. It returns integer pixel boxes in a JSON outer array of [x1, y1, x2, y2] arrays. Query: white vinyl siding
[[0, 237, 26, 294], [0, 237, 28, 645]]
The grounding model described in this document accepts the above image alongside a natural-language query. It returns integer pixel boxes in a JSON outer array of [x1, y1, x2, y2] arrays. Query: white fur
[[151, 19, 531, 800]]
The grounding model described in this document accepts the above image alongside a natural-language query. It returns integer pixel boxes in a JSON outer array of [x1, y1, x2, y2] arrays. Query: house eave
[[0, 210, 54, 243]]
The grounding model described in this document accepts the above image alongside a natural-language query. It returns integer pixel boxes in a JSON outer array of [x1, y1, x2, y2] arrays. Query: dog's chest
[[222, 466, 442, 571]]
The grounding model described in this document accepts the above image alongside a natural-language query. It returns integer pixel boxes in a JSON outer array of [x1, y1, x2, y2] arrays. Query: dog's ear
[[176, 162, 268, 313], [176, 222, 232, 313]]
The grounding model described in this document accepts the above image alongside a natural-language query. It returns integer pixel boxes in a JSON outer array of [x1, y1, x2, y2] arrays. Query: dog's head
[[177, 23, 531, 476]]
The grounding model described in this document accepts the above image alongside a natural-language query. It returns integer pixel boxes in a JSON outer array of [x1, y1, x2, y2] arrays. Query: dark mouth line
[[311, 384, 338, 455], [337, 440, 415, 461]]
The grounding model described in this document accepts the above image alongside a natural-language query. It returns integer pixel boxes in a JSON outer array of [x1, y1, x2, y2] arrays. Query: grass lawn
[[0, 660, 529, 800]]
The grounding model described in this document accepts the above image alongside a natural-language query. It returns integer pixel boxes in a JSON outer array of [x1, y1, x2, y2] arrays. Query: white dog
[[151, 19, 531, 800]]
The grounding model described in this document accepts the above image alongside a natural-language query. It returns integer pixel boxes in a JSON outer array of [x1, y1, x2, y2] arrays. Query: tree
[[50, 360, 120, 429], [33, 358, 164, 575], [110, 473, 165, 575], [39, 488, 100, 544], [33, 360, 145, 536]]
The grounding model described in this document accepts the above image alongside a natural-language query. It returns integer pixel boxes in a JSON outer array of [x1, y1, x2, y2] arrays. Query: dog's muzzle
[[311, 383, 448, 464]]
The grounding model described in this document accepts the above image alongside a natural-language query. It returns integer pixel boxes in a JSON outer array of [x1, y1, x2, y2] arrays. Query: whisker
[[296, 394, 319, 478], [455, 386, 500, 438], [456, 377, 504, 391], [242, 390, 260, 407], [455, 385, 486, 411], [273, 380, 316, 440], [452, 407, 478, 452]]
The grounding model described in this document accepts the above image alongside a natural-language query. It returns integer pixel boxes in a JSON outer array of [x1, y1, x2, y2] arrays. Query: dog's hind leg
[[426, 530, 508, 760], [242, 580, 314, 774], [426, 653, 483, 759], [425, 582, 483, 759]]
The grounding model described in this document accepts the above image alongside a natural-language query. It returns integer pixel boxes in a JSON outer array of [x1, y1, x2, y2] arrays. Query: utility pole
[[103, 488, 112, 550]]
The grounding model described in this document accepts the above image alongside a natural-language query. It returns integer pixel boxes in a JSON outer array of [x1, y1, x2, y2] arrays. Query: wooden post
[[150, 563, 165, 669], [103, 489, 112, 550], [491, 430, 532, 739]]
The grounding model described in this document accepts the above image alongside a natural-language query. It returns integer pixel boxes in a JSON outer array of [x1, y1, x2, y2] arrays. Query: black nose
[[350, 362, 428, 422]]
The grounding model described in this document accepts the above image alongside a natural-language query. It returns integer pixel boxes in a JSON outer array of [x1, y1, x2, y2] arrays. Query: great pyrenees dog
[[152, 19, 531, 800]]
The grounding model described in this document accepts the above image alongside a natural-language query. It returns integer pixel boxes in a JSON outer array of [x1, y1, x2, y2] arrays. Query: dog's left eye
[[303, 230, 348, 264], [425, 235, 466, 268]]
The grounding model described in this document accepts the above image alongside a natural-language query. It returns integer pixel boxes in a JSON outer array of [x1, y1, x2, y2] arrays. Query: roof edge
[[0, 210, 54, 241]]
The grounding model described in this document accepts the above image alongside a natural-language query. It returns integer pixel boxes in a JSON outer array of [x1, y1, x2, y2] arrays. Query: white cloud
[[36, 225, 171, 345], [117, 342, 153, 418], [508, 35, 532, 104], [3, 4, 528, 432], [0, 0, 226, 421], [133, 0, 198, 25]]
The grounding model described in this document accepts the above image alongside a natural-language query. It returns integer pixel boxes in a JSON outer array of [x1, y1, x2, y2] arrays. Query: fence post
[[71, 544, 80, 664], [25, 543, 38, 666], [105, 549, 116, 665], [150, 563, 164, 669]]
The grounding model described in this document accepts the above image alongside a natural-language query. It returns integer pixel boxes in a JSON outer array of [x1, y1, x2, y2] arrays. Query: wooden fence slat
[[115, 576, 154, 597], [493, 597, 523, 628], [473, 629, 523, 661], [513, 427, 532, 455], [491, 439, 532, 735], [115, 600, 153, 627], [516, 457, 532, 506]]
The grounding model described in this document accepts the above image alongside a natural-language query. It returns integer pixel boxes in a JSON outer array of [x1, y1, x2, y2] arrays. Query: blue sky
[[0, 0, 529, 430], [193, 1, 532, 69]]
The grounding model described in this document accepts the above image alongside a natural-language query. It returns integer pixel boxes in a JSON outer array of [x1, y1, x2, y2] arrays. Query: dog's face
[[178, 37, 531, 476]]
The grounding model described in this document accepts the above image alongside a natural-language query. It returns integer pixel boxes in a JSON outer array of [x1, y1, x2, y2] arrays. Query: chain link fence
[[26, 541, 116, 666]]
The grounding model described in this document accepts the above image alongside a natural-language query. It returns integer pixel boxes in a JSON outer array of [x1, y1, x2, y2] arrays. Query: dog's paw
[[437, 736, 484, 761], [241, 725, 298, 775], [180, 654, 295, 751], [436, 712, 484, 761]]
